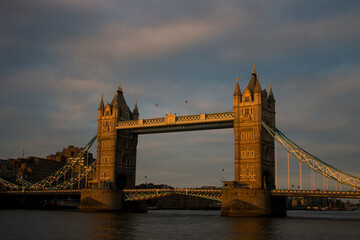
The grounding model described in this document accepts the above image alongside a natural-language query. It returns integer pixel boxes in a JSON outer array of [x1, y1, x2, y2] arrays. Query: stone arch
[[115, 174, 128, 190], [262, 170, 274, 190]]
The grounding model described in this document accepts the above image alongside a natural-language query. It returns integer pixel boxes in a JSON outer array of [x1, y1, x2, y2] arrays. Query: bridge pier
[[78, 188, 123, 212], [221, 188, 286, 217], [78, 188, 147, 212]]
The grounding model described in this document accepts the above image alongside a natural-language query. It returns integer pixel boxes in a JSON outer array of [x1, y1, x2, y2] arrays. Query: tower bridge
[[1, 66, 360, 217]]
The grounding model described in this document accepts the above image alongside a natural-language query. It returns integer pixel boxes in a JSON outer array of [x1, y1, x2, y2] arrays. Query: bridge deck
[[0, 189, 81, 196], [271, 189, 360, 198], [2, 189, 359, 199], [116, 112, 234, 134], [123, 188, 222, 201], [123, 188, 360, 201]]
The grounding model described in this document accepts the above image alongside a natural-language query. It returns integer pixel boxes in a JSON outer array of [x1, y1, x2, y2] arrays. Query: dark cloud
[[1, 1, 359, 188]]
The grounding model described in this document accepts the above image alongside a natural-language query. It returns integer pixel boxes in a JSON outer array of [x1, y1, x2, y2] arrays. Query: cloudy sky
[[1, 0, 359, 189]]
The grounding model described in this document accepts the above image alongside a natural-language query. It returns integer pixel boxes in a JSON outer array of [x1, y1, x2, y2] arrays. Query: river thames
[[1, 210, 359, 239]]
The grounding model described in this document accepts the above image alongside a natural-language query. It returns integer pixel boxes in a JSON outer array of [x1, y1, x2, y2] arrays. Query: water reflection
[[87, 210, 277, 240], [1, 210, 360, 240], [225, 217, 273, 240], [88, 212, 138, 239]]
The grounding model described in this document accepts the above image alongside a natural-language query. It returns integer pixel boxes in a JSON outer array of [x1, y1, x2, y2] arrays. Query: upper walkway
[[116, 112, 234, 134]]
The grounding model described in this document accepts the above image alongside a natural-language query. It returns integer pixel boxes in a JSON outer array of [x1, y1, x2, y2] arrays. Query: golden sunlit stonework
[[233, 65, 276, 190], [221, 66, 285, 217], [96, 85, 139, 189], [80, 67, 284, 215]]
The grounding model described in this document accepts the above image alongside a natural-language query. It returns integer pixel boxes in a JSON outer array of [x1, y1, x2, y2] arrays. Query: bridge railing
[[117, 112, 234, 129], [123, 188, 223, 202]]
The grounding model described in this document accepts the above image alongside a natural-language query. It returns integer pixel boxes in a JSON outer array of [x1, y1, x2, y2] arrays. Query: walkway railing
[[117, 112, 234, 130], [123, 188, 222, 202]]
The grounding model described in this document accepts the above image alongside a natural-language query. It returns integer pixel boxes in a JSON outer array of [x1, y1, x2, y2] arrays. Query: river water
[[1, 210, 359, 239]]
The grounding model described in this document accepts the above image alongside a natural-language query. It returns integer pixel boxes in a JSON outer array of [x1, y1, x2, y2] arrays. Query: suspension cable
[[262, 121, 360, 189]]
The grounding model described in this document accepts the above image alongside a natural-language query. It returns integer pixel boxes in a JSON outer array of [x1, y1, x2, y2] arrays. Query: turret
[[268, 83, 275, 116], [254, 75, 261, 93], [268, 83, 275, 102], [254, 74, 262, 103], [98, 93, 104, 117], [117, 83, 123, 94], [246, 64, 258, 95], [96, 83, 138, 190], [133, 98, 139, 120], [111, 83, 128, 118], [233, 76, 241, 107]]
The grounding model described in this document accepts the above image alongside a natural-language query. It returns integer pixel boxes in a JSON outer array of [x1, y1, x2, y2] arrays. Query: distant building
[[0, 159, 15, 189], [8, 157, 65, 183], [46, 145, 96, 179], [288, 196, 348, 210], [46, 145, 95, 165], [5, 145, 96, 184]]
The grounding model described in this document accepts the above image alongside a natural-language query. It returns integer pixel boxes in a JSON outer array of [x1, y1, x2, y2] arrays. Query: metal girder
[[132, 122, 233, 134], [51, 161, 96, 190], [29, 135, 97, 190], [0, 177, 21, 190], [272, 189, 360, 199], [0, 135, 97, 191], [262, 122, 360, 189], [0, 189, 81, 196], [16, 176, 33, 187], [124, 191, 173, 201], [117, 112, 234, 134], [123, 188, 222, 202]]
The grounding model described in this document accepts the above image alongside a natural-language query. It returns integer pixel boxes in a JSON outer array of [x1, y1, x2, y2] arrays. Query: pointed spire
[[268, 83, 275, 101], [233, 76, 241, 96], [98, 93, 104, 110], [117, 83, 123, 93], [255, 74, 261, 93], [134, 98, 138, 111], [247, 65, 259, 93], [133, 98, 139, 119]]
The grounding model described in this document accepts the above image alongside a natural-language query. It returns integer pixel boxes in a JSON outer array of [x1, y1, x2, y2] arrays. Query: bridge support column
[[78, 188, 147, 212], [221, 188, 286, 217], [78, 188, 123, 211]]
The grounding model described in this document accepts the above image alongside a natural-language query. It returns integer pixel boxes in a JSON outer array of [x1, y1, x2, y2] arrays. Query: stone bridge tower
[[222, 66, 285, 217], [96, 85, 139, 189], [233, 66, 275, 189]]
